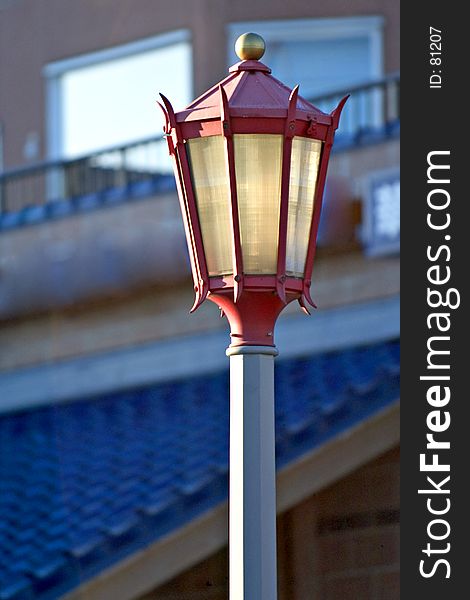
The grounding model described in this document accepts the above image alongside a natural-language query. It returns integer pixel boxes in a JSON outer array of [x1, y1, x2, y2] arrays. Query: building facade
[[0, 1, 399, 598]]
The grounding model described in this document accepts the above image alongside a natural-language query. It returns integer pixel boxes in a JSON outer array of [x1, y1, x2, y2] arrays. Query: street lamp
[[158, 32, 347, 600]]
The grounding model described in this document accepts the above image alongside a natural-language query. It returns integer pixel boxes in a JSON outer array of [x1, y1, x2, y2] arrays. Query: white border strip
[[227, 16, 384, 43], [0, 296, 399, 414], [227, 16, 384, 78], [43, 30, 191, 77]]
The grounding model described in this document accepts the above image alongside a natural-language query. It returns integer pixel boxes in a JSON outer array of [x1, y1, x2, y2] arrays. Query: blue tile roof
[[0, 339, 399, 600]]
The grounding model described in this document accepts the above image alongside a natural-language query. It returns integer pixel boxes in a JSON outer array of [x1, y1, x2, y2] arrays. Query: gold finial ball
[[235, 32, 266, 61]]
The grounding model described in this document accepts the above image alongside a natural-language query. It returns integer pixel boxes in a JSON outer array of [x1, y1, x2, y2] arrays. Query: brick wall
[[139, 447, 399, 600], [312, 447, 400, 599]]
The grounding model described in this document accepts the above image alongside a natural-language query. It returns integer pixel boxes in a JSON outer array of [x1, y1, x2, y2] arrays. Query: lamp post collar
[[229, 59, 271, 74], [226, 345, 279, 357]]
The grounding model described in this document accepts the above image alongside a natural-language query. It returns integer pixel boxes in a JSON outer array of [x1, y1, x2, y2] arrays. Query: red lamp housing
[[158, 35, 347, 348]]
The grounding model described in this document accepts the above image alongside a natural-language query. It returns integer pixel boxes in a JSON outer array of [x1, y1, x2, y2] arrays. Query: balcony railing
[[0, 73, 399, 222], [310, 72, 400, 146], [0, 136, 175, 218]]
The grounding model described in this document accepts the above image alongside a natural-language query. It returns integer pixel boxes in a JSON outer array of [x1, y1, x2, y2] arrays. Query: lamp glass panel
[[286, 137, 322, 277], [234, 134, 283, 274], [187, 136, 232, 276]]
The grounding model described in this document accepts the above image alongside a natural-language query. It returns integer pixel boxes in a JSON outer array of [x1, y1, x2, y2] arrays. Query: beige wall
[[0, 138, 399, 373], [139, 447, 399, 600], [0, 138, 398, 321], [0, 0, 399, 169], [0, 252, 400, 373]]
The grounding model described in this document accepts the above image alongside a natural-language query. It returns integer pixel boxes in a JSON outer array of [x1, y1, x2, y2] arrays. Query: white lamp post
[[159, 32, 347, 599]]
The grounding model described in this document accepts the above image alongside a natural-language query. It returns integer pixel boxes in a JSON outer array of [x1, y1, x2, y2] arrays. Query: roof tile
[[0, 339, 399, 599]]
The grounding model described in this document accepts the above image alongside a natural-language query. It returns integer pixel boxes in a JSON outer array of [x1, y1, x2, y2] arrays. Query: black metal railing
[[0, 73, 399, 216], [0, 136, 174, 215], [310, 71, 400, 143]]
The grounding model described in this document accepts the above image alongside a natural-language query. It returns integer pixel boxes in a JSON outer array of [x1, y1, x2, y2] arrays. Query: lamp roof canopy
[[174, 33, 331, 126]]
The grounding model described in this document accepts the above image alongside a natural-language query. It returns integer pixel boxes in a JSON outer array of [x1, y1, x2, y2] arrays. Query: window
[[45, 30, 192, 162], [227, 18, 383, 97], [228, 18, 384, 135], [362, 168, 400, 256]]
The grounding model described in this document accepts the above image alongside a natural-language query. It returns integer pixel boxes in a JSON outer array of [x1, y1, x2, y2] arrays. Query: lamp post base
[[227, 344, 278, 600]]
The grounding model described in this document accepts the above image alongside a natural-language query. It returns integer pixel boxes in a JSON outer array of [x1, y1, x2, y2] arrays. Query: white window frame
[[44, 29, 192, 161], [227, 16, 384, 88]]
